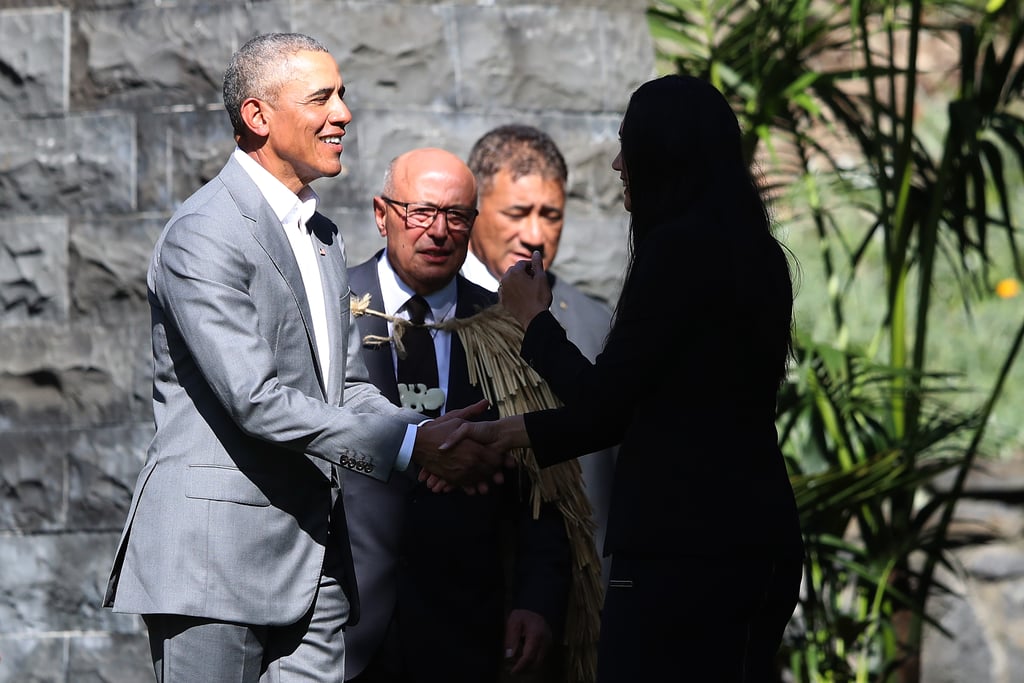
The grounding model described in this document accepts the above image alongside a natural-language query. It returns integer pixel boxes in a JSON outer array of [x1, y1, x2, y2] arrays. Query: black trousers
[[596, 546, 804, 683]]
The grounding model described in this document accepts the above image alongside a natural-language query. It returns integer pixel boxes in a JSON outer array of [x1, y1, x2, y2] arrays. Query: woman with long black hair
[[447, 75, 804, 682]]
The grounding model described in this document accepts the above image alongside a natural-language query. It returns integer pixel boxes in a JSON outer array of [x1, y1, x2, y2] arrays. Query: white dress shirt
[[233, 149, 331, 381], [375, 250, 458, 414], [460, 250, 500, 292], [233, 149, 418, 470]]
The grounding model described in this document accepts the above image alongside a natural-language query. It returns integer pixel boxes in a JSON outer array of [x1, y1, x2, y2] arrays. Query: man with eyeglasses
[[341, 147, 570, 683]]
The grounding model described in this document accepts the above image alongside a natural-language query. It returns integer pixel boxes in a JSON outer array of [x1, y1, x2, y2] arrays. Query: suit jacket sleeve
[[521, 223, 712, 467]]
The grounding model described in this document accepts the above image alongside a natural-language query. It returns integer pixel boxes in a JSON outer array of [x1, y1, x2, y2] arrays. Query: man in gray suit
[[103, 33, 502, 683], [461, 125, 617, 583]]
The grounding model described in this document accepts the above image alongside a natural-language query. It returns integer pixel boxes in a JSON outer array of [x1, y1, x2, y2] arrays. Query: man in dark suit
[[103, 34, 503, 683], [343, 147, 570, 683], [461, 125, 617, 583]]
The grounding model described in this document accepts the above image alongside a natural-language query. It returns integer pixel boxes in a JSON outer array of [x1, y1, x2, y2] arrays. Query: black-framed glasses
[[380, 195, 477, 233]]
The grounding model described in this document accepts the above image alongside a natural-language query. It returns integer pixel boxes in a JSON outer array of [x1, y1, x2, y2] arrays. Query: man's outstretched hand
[[411, 400, 508, 495]]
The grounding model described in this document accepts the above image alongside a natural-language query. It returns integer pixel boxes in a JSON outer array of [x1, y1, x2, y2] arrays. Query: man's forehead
[[281, 51, 342, 87], [485, 170, 564, 201]]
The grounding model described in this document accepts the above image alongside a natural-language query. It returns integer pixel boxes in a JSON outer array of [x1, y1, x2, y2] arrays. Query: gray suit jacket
[[103, 156, 420, 627]]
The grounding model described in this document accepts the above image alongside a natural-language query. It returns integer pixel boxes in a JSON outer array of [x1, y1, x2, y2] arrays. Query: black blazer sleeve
[[521, 222, 742, 468]]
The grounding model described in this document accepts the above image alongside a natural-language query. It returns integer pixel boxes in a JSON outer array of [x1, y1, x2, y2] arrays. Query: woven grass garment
[[352, 295, 603, 683]]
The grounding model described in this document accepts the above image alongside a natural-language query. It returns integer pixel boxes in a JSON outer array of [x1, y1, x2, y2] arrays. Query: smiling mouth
[[321, 135, 343, 145]]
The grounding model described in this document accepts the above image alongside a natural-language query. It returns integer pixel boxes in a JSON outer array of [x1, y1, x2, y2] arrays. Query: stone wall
[[920, 456, 1024, 683], [0, 1, 651, 680], [3, 2, 1020, 682]]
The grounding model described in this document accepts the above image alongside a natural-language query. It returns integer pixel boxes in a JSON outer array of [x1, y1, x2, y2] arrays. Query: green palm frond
[[649, 2, 1024, 680]]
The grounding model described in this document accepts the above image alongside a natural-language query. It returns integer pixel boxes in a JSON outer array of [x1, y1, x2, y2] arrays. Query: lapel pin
[[319, 247, 326, 256]]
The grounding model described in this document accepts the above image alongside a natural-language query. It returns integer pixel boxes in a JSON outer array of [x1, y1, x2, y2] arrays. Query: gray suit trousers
[[144, 550, 350, 683]]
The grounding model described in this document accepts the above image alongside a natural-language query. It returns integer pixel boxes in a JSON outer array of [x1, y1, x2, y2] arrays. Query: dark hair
[[620, 75, 764, 248], [467, 124, 568, 194], [618, 75, 794, 384], [223, 33, 329, 137]]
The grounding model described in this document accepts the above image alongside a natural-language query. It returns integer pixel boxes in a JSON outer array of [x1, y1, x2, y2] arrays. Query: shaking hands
[[411, 403, 529, 495]]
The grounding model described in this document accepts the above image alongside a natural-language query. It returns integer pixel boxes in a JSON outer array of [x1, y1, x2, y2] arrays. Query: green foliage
[[648, 1, 1024, 681]]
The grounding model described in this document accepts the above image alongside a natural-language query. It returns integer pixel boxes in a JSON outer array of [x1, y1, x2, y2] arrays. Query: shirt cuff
[[395, 423, 419, 471]]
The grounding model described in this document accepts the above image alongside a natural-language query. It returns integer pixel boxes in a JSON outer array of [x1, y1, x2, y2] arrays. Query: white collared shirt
[[375, 251, 458, 414], [233, 150, 418, 472], [233, 149, 331, 382], [460, 250, 500, 293]]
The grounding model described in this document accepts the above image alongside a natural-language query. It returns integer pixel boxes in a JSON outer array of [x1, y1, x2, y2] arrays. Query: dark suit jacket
[[343, 254, 570, 682], [520, 221, 803, 556]]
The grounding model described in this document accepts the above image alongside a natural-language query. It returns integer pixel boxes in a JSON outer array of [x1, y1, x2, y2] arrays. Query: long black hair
[[616, 75, 794, 386]]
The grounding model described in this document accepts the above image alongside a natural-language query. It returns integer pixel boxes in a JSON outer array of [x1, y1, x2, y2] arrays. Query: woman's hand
[[499, 251, 552, 330], [421, 415, 530, 493]]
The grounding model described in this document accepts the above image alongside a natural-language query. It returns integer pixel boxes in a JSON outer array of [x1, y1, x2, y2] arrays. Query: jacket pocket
[[185, 465, 271, 507]]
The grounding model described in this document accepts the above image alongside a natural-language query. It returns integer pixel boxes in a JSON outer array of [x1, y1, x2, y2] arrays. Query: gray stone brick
[[0, 8, 68, 117], [71, 2, 288, 109], [531, 113, 626, 210], [69, 215, 163, 324], [327, 205, 388, 269], [0, 216, 69, 323], [920, 569, 995, 683], [135, 106, 234, 213], [296, 1, 456, 109], [999, 579, 1024, 683], [0, 430, 67, 532], [0, 324, 140, 429], [551, 202, 627, 305], [0, 531, 132, 634], [964, 543, 1024, 581], [68, 632, 151, 682], [455, 6, 608, 111], [0, 340, 72, 432], [68, 424, 150, 531], [347, 108, 491, 197], [317, 110, 457, 209], [488, 0, 649, 7], [0, 634, 64, 683], [0, 113, 135, 216], [602, 9, 657, 109]]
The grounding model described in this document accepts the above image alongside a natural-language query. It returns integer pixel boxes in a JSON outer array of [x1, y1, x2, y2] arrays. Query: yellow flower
[[995, 278, 1020, 299]]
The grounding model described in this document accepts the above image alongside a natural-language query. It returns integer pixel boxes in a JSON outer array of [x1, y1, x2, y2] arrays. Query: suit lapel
[[348, 258, 402, 407], [309, 212, 345, 404], [216, 157, 333, 480], [222, 158, 323, 395], [448, 276, 497, 417]]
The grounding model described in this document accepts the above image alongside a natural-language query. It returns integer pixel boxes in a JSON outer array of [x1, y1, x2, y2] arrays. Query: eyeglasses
[[380, 196, 477, 233]]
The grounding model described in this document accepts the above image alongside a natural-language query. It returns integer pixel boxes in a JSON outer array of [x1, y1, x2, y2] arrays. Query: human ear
[[240, 97, 271, 138], [373, 196, 388, 237]]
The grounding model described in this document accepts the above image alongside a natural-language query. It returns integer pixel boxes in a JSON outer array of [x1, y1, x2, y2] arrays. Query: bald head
[[383, 148, 476, 200], [375, 148, 478, 295]]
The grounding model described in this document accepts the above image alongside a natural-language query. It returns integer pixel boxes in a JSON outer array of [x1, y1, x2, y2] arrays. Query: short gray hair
[[223, 33, 329, 136]]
